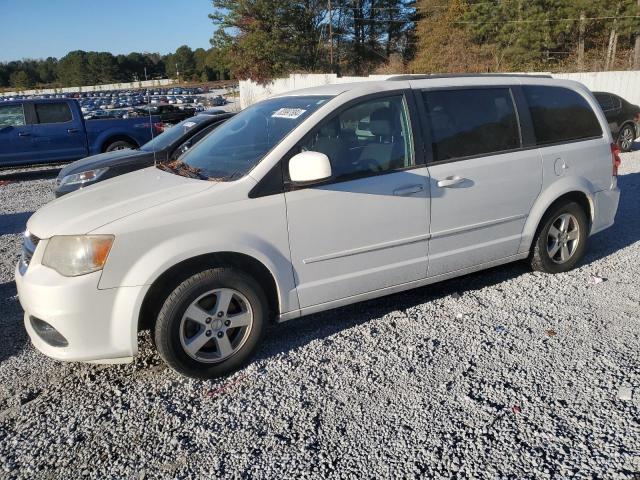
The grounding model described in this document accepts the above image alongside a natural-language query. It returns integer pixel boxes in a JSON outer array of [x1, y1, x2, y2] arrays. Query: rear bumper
[[590, 185, 620, 235], [16, 261, 147, 364]]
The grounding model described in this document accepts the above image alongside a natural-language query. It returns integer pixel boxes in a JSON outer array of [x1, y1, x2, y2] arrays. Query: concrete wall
[[1, 78, 177, 97], [240, 71, 640, 108]]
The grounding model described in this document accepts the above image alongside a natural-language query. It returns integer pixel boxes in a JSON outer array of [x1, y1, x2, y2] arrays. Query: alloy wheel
[[546, 213, 580, 264], [179, 288, 253, 363]]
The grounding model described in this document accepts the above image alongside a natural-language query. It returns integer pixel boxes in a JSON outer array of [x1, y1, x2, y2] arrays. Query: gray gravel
[[1, 153, 639, 479]]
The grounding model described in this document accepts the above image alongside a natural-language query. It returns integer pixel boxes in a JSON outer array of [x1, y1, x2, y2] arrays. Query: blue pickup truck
[[0, 98, 162, 167]]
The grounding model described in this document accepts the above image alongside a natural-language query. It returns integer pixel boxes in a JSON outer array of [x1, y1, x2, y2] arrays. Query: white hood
[[28, 167, 212, 238]]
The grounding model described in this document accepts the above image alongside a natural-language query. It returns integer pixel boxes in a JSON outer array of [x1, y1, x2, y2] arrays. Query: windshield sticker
[[272, 108, 306, 119]]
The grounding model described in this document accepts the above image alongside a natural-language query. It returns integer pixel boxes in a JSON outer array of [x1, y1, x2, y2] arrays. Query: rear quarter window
[[523, 86, 602, 145]]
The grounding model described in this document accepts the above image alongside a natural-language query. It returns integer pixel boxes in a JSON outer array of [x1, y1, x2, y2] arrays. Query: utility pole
[[328, 0, 334, 69], [176, 63, 180, 83], [578, 12, 585, 71]]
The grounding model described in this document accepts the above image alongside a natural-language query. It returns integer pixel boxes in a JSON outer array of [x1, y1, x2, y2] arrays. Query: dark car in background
[[133, 104, 196, 124], [594, 91, 640, 152], [54, 112, 234, 196]]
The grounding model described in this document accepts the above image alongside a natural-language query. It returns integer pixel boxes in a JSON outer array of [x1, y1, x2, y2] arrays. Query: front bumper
[[15, 258, 148, 364]]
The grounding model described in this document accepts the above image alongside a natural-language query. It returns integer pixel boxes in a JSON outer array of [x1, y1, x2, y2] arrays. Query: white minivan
[[16, 75, 621, 378]]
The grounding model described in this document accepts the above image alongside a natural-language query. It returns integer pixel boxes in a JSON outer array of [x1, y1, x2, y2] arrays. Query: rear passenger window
[[422, 88, 520, 162], [523, 86, 602, 145], [595, 93, 614, 111], [35, 103, 73, 124]]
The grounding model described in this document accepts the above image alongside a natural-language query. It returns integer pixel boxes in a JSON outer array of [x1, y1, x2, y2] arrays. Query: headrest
[[319, 123, 339, 137], [369, 119, 392, 136]]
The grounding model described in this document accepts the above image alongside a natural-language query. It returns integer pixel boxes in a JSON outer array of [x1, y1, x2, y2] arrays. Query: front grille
[[19, 231, 40, 275]]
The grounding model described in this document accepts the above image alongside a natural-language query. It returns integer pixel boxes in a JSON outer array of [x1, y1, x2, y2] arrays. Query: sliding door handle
[[437, 176, 466, 188]]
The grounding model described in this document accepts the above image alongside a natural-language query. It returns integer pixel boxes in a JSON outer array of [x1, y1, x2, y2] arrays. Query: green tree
[[9, 70, 31, 88]]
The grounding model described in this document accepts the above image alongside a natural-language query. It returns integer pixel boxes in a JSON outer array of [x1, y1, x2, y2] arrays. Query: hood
[[58, 149, 157, 179], [30, 167, 212, 238]]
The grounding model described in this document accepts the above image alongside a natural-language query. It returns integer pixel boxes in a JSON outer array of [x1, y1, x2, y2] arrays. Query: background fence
[[2, 78, 177, 97], [239, 71, 640, 108]]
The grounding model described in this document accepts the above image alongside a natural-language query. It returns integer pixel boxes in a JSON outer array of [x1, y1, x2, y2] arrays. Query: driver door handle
[[67, 128, 79, 133], [18, 132, 30, 137], [393, 184, 424, 196], [437, 176, 466, 188]]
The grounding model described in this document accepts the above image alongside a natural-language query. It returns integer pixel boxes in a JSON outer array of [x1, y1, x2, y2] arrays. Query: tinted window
[[178, 96, 330, 180], [523, 86, 602, 145], [594, 93, 614, 111], [422, 88, 520, 162], [141, 116, 213, 152], [0, 104, 26, 127], [35, 103, 72, 124], [299, 95, 413, 180]]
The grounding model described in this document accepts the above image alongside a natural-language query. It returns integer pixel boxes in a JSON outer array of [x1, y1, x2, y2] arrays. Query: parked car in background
[[594, 91, 640, 152], [0, 99, 162, 167], [210, 95, 228, 106], [16, 76, 620, 379], [133, 104, 196, 124], [55, 113, 235, 196]]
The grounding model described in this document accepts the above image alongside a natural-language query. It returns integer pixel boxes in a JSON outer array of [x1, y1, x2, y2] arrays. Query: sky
[[0, 0, 216, 62]]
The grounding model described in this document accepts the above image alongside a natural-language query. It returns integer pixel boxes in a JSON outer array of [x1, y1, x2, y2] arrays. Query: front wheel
[[104, 140, 134, 152], [154, 268, 267, 379], [530, 201, 588, 274]]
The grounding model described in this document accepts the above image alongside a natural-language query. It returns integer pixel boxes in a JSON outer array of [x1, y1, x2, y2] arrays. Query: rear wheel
[[104, 140, 134, 152], [530, 201, 588, 273], [154, 268, 267, 379], [617, 124, 636, 152]]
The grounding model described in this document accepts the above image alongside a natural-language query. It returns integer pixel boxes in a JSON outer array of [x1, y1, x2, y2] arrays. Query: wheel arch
[[101, 134, 139, 152], [138, 252, 280, 332], [519, 183, 594, 254]]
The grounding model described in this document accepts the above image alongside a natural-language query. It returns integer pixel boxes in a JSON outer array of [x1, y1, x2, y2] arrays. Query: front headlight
[[58, 167, 108, 188], [42, 235, 114, 277]]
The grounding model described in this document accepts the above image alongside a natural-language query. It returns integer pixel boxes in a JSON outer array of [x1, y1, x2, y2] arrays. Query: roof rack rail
[[386, 73, 553, 81]]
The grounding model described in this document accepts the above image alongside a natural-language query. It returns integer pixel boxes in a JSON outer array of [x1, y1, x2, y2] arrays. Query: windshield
[[140, 117, 205, 152], [169, 95, 331, 181]]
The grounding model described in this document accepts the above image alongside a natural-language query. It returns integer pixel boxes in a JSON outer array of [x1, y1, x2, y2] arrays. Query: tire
[[530, 201, 588, 274], [104, 140, 134, 152], [154, 268, 267, 379], [617, 124, 636, 152]]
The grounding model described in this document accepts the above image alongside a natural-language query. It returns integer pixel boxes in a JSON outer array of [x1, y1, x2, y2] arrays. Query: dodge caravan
[[16, 75, 621, 378]]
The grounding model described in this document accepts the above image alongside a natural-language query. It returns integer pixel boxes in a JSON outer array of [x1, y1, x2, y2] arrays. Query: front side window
[[35, 103, 73, 124], [298, 95, 413, 180], [0, 104, 26, 127], [174, 95, 330, 180], [523, 86, 602, 145], [422, 88, 520, 162]]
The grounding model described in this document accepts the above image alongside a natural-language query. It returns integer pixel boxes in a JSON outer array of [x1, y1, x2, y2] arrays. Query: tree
[[9, 70, 31, 88]]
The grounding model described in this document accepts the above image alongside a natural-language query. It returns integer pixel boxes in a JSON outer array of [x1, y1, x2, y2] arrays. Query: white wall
[[1, 78, 176, 97], [240, 71, 640, 108]]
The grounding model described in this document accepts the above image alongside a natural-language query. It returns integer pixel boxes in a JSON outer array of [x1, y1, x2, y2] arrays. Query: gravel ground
[[0, 153, 639, 479]]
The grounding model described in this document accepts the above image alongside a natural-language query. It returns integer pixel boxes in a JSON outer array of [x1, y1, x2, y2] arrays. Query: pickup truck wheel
[[530, 201, 588, 274], [154, 268, 267, 379], [104, 140, 134, 152]]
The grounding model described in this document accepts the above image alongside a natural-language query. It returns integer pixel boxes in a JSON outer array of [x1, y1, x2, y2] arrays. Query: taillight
[[152, 122, 164, 134], [611, 143, 621, 177]]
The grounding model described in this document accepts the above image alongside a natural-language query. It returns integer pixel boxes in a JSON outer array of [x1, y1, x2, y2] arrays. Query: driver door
[[284, 93, 431, 309]]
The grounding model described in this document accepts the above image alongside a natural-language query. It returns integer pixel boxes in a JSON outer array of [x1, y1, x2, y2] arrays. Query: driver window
[[299, 95, 413, 180]]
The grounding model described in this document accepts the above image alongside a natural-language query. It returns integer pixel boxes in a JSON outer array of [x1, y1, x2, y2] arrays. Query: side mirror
[[289, 151, 332, 184]]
